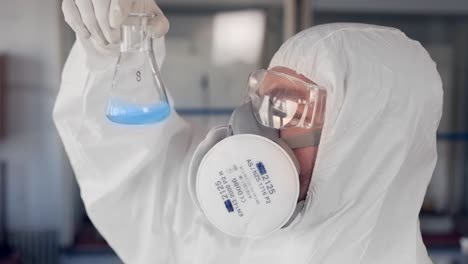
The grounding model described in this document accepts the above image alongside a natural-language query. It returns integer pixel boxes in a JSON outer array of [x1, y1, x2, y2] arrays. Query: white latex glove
[[62, 0, 169, 50]]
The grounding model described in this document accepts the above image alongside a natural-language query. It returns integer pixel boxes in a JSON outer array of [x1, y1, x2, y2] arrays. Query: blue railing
[[177, 108, 468, 142], [437, 132, 468, 142], [176, 108, 235, 116]]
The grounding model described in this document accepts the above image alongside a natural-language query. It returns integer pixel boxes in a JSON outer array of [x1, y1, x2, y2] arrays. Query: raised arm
[[54, 1, 201, 261]]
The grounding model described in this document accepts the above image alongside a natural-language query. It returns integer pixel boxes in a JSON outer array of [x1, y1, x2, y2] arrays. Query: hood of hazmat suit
[[54, 23, 443, 264]]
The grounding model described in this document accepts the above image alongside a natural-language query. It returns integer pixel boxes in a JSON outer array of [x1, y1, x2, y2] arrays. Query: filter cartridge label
[[196, 134, 299, 237], [214, 159, 277, 218]]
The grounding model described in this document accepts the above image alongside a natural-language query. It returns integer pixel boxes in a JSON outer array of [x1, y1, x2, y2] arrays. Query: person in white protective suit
[[55, 0, 443, 263]]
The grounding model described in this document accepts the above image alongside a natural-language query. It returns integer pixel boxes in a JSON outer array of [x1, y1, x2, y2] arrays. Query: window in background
[[211, 10, 266, 66]]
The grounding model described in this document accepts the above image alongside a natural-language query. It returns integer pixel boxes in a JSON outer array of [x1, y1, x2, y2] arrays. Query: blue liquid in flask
[[106, 98, 171, 125]]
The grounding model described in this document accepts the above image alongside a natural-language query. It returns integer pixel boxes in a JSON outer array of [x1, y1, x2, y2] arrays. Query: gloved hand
[[62, 0, 169, 51]]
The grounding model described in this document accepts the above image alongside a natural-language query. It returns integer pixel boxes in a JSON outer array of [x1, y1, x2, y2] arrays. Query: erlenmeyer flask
[[106, 13, 170, 125]]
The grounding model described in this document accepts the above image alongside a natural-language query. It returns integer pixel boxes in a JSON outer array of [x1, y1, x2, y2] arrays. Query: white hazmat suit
[[54, 23, 443, 264]]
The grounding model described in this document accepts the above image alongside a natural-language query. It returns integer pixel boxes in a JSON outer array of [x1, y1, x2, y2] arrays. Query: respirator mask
[[188, 69, 326, 238]]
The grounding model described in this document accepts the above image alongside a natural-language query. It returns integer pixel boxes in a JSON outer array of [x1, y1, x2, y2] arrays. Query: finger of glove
[[88, 37, 121, 56], [146, 1, 169, 37], [148, 14, 169, 38], [91, 0, 120, 44], [75, 0, 108, 46], [62, 0, 90, 39], [109, 0, 133, 29]]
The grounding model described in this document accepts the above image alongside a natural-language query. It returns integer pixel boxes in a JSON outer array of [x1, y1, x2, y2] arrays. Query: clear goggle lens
[[247, 70, 327, 129]]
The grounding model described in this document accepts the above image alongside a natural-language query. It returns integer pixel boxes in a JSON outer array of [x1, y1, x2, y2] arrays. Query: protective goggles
[[247, 69, 327, 129]]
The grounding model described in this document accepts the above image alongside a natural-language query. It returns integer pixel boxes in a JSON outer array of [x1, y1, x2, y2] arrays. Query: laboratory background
[[0, 0, 468, 263]]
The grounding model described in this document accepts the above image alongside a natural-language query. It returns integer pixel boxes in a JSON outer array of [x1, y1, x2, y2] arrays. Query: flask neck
[[120, 14, 153, 52]]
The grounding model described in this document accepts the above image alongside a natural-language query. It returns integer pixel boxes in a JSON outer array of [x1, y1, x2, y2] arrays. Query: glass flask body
[[106, 14, 170, 125]]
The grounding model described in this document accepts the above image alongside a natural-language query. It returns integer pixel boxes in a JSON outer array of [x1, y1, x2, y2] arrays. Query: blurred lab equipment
[[0, 163, 20, 264]]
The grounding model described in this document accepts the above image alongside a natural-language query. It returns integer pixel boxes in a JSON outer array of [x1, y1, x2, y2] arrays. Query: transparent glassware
[[106, 13, 170, 125]]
